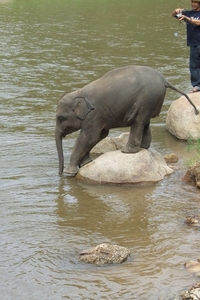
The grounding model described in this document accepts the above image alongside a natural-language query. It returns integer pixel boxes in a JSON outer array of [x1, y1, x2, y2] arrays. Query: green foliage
[[186, 138, 200, 151], [186, 138, 200, 167]]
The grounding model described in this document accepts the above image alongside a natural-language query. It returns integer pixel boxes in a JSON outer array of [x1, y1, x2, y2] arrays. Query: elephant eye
[[58, 116, 66, 123]]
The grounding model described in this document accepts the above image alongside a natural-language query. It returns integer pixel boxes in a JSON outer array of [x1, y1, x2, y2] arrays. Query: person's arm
[[179, 14, 200, 26]]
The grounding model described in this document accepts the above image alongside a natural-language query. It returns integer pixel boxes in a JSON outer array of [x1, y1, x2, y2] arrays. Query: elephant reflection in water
[[55, 65, 199, 176]]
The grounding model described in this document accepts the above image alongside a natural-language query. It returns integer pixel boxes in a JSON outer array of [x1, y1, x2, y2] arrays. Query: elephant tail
[[165, 81, 199, 115]]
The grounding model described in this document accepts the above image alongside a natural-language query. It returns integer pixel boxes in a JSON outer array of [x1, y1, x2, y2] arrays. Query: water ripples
[[1, 1, 200, 299]]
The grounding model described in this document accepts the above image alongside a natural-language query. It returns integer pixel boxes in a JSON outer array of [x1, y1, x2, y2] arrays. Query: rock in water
[[185, 216, 200, 226], [180, 282, 200, 300], [77, 149, 173, 185], [182, 163, 200, 189], [79, 243, 130, 266], [185, 261, 200, 273], [166, 94, 200, 140], [164, 153, 178, 163]]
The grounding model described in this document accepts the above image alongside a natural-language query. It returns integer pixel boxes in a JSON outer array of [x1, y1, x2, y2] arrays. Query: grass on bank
[[186, 138, 200, 167]]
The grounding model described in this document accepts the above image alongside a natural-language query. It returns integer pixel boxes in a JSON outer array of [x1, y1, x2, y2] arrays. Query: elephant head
[[55, 95, 94, 175]]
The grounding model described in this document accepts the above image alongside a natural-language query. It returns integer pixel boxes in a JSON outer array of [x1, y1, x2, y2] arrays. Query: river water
[[0, 0, 200, 299]]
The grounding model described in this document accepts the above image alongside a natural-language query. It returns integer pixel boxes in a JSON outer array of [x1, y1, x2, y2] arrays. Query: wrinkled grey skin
[[55, 65, 199, 176]]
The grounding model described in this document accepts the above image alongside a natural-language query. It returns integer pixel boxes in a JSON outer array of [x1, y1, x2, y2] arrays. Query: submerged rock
[[164, 153, 179, 163], [180, 282, 200, 300], [185, 261, 200, 274], [185, 216, 200, 227], [182, 163, 200, 189], [79, 243, 130, 266]]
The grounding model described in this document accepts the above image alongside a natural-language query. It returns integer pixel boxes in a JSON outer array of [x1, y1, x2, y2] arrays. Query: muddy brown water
[[0, 1, 200, 299]]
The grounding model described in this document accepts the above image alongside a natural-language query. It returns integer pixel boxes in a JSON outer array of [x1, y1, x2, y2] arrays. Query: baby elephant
[[55, 65, 199, 176]]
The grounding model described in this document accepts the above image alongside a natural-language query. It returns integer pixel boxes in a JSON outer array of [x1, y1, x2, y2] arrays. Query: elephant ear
[[71, 96, 94, 120]]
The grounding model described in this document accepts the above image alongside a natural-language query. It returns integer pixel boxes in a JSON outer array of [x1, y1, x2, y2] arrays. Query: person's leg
[[190, 46, 200, 91]]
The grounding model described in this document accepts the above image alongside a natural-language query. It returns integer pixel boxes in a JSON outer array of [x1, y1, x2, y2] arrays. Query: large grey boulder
[[77, 148, 173, 185], [166, 94, 200, 140]]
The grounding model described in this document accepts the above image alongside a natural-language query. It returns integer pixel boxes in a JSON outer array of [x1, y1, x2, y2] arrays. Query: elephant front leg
[[121, 123, 144, 153], [64, 129, 109, 176], [64, 137, 85, 176], [79, 128, 109, 168], [79, 153, 93, 168], [64, 164, 79, 176]]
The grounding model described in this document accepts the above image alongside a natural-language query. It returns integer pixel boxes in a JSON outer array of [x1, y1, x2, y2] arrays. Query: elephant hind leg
[[99, 128, 109, 141], [141, 123, 151, 149], [122, 123, 144, 153], [122, 123, 152, 153], [121, 143, 140, 153]]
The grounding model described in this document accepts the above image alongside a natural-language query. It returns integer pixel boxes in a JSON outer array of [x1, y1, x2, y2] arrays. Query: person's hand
[[172, 8, 183, 17], [179, 15, 187, 21], [175, 8, 183, 14]]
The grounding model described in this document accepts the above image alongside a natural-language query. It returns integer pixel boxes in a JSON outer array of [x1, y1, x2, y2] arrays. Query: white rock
[[91, 132, 129, 154], [166, 94, 200, 140], [90, 137, 117, 154], [77, 148, 173, 185]]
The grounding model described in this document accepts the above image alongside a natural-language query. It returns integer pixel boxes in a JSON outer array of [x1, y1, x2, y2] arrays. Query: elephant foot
[[121, 144, 140, 153], [141, 146, 150, 150], [140, 141, 151, 150], [79, 155, 93, 168], [63, 165, 78, 176]]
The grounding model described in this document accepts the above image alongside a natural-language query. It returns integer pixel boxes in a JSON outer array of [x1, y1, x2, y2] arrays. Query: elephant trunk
[[55, 128, 64, 175]]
